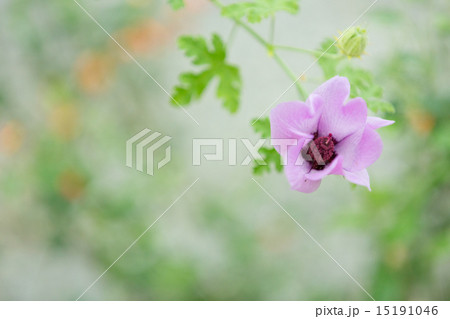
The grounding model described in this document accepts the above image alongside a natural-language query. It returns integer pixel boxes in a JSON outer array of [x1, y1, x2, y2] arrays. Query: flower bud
[[337, 27, 367, 58]]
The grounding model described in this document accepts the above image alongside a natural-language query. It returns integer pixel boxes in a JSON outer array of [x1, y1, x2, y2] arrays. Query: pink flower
[[270, 76, 394, 193]]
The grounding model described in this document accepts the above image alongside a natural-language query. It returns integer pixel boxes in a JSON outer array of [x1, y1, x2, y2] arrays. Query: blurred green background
[[0, 0, 449, 300]]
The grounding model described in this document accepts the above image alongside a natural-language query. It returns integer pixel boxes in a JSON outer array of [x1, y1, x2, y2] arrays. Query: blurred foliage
[[334, 0, 450, 300], [221, 0, 300, 23], [168, 0, 185, 11]]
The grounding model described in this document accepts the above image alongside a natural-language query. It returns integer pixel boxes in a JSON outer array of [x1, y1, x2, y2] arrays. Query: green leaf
[[217, 65, 241, 113], [168, 0, 184, 10], [435, 15, 450, 36], [253, 147, 283, 175], [338, 64, 395, 114], [317, 38, 341, 79], [367, 98, 396, 114], [177, 36, 212, 66], [252, 117, 271, 138], [341, 66, 382, 98], [317, 37, 395, 114], [222, 0, 300, 23], [172, 70, 214, 105], [171, 34, 241, 113], [319, 37, 339, 55], [250, 117, 282, 175]]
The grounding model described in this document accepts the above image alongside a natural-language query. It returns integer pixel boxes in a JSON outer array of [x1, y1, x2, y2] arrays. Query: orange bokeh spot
[[407, 109, 435, 135], [0, 121, 24, 155], [117, 20, 170, 57], [58, 169, 87, 201], [76, 52, 115, 94]]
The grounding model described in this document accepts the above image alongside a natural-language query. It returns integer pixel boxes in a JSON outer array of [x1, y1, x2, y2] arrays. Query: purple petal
[[367, 116, 395, 130], [283, 143, 321, 193], [334, 129, 361, 169], [288, 169, 321, 193], [270, 97, 322, 141], [305, 155, 344, 181], [343, 169, 371, 191], [336, 126, 383, 171], [312, 76, 350, 110], [318, 97, 368, 142]]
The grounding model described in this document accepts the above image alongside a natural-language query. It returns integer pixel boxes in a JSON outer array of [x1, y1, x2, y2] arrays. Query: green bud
[[337, 27, 367, 58]]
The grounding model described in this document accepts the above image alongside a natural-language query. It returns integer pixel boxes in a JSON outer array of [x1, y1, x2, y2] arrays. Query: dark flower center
[[302, 133, 337, 170]]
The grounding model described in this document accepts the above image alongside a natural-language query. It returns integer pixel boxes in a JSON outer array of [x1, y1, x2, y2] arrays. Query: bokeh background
[[0, 0, 449, 300]]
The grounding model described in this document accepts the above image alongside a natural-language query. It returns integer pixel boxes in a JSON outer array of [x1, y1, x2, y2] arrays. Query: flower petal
[[270, 97, 322, 141], [312, 76, 350, 110], [283, 143, 321, 193], [305, 155, 344, 181], [288, 167, 321, 193], [335, 126, 383, 171], [318, 97, 368, 141], [343, 169, 371, 191], [367, 116, 395, 130]]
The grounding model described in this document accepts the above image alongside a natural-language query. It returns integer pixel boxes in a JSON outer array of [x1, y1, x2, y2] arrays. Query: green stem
[[272, 53, 307, 100], [211, 0, 307, 100], [227, 22, 238, 46], [274, 45, 341, 59], [232, 15, 267, 47], [269, 16, 275, 45]]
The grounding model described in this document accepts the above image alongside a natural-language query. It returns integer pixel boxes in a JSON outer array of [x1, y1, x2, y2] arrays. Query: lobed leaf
[[253, 147, 283, 175], [171, 34, 241, 113], [252, 117, 271, 138], [216, 65, 241, 113], [178, 36, 212, 65], [172, 70, 214, 105], [222, 0, 300, 23], [250, 117, 282, 175]]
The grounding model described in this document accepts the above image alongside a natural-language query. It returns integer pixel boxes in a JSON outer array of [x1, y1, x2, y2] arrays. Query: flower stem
[[269, 16, 275, 45], [226, 22, 238, 46], [210, 0, 307, 100], [273, 45, 341, 59], [272, 52, 308, 100]]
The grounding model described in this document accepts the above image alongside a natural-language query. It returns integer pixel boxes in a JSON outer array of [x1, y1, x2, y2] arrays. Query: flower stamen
[[303, 133, 337, 170]]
